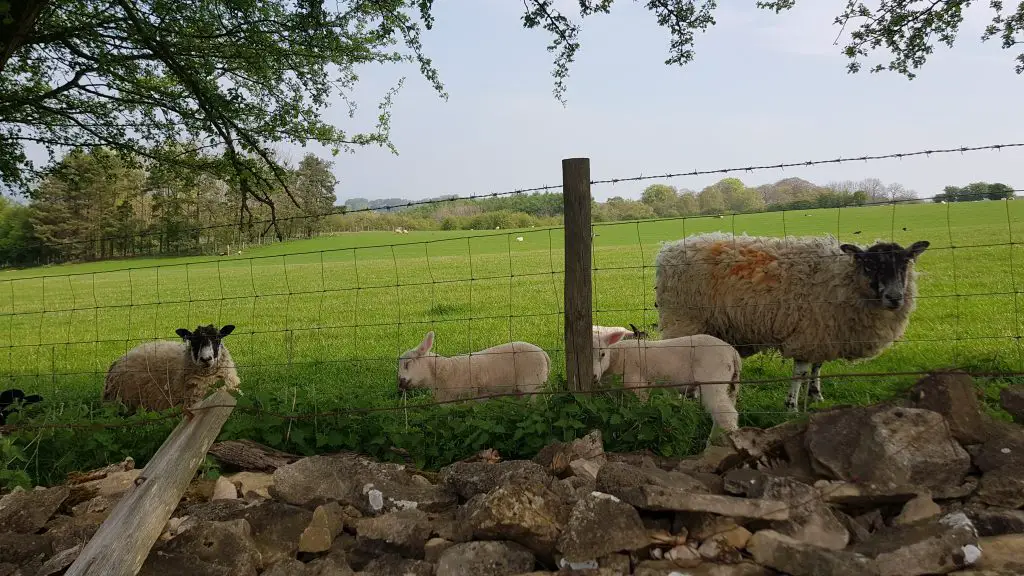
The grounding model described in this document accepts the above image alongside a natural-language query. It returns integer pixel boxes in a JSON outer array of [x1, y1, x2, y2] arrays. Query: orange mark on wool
[[726, 247, 779, 285]]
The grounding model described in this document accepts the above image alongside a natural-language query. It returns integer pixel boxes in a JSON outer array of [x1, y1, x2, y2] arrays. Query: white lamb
[[654, 232, 930, 411], [397, 331, 550, 402], [103, 324, 241, 412], [592, 329, 742, 435]]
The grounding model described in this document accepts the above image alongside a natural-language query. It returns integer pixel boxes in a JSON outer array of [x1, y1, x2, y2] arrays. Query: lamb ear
[[416, 331, 435, 354], [906, 240, 930, 260], [219, 325, 235, 337], [839, 244, 863, 255], [604, 330, 627, 347], [175, 328, 192, 340]]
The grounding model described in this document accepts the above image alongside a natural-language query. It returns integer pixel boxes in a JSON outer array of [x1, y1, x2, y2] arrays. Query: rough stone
[[533, 429, 606, 478], [346, 552, 425, 576], [299, 501, 345, 553], [557, 492, 649, 563], [435, 541, 535, 576], [664, 543, 702, 567], [722, 469, 766, 497], [977, 466, 1024, 509], [964, 506, 1024, 537], [271, 453, 456, 514], [756, 475, 849, 550], [211, 475, 238, 500], [465, 480, 569, 558], [305, 549, 356, 576], [895, 493, 942, 526], [431, 509, 474, 543], [808, 405, 971, 490], [568, 458, 603, 482], [599, 552, 631, 574], [974, 534, 1024, 573], [227, 471, 275, 499], [816, 481, 921, 507], [748, 529, 879, 576], [355, 508, 432, 559], [439, 460, 554, 501], [0, 485, 69, 534], [262, 559, 307, 576], [970, 423, 1024, 473], [698, 535, 744, 563], [625, 485, 788, 520], [43, 512, 106, 552], [424, 537, 454, 563], [908, 372, 987, 445], [675, 513, 739, 541], [999, 386, 1024, 424], [37, 544, 80, 576], [851, 512, 981, 576], [596, 462, 708, 502], [217, 500, 312, 567], [0, 533, 52, 565], [675, 445, 743, 475], [140, 519, 260, 576], [635, 560, 772, 575]]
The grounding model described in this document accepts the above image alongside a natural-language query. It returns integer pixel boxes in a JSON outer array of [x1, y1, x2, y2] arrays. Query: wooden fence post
[[562, 157, 594, 392], [65, 389, 237, 576]]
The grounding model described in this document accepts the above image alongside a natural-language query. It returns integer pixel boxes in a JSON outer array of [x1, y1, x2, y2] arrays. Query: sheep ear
[[604, 330, 626, 347], [219, 325, 235, 337], [907, 240, 930, 260], [416, 331, 434, 354], [175, 328, 192, 340], [839, 244, 862, 255]]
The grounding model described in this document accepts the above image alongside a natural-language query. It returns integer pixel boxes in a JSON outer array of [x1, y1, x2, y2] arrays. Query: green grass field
[[2, 199, 1022, 484]]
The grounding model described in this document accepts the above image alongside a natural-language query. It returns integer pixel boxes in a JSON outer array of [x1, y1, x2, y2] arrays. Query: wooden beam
[[562, 157, 594, 392], [65, 389, 237, 576]]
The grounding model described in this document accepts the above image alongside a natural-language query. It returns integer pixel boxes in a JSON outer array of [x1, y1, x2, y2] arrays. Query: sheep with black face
[[103, 324, 241, 412], [654, 232, 929, 411]]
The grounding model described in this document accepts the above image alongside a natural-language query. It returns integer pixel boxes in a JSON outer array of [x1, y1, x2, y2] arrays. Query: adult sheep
[[654, 232, 930, 411], [103, 324, 241, 411]]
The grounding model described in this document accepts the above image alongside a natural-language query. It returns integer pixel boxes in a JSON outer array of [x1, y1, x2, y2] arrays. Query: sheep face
[[397, 331, 437, 392], [840, 240, 930, 310], [592, 329, 627, 384], [175, 324, 235, 368]]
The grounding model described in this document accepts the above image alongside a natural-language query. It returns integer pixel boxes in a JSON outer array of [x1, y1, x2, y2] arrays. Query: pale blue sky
[[300, 1, 1022, 204], [19, 2, 1021, 204]]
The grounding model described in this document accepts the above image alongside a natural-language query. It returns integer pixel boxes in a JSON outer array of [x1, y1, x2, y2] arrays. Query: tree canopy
[[2, 0, 1020, 236], [0, 0, 443, 237]]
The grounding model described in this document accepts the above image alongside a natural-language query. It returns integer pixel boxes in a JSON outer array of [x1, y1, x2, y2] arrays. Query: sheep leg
[[698, 382, 739, 450], [808, 362, 824, 403], [786, 361, 813, 412]]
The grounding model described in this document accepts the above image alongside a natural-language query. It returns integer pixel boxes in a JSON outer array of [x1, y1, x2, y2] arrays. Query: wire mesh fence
[[1, 142, 1023, 485]]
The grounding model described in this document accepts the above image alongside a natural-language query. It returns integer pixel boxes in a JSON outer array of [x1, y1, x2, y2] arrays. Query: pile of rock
[[2, 372, 1024, 575]]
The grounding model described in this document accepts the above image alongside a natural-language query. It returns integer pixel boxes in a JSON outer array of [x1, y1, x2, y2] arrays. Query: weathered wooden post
[[562, 157, 594, 391], [66, 389, 237, 576]]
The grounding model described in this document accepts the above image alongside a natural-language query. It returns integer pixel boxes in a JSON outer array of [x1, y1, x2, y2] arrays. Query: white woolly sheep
[[654, 232, 929, 411], [593, 329, 741, 435], [397, 331, 550, 402], [103, 324, 241, 412]]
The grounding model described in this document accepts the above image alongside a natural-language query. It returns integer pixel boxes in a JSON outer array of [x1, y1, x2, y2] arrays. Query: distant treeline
[[0, 146, 1015, 269]]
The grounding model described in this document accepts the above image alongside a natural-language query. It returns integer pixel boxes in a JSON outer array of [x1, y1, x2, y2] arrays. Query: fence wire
[[0, 144, 1021, 493]]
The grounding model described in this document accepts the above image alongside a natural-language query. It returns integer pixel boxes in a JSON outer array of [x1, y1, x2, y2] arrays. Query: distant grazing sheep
[[654, 232, 929, 411], [516, 236, 524, 242], [103, 324, 241, 412], [0, 389, 43, 426], [397, 331, 549, 402], [593, 329, 741, 435]]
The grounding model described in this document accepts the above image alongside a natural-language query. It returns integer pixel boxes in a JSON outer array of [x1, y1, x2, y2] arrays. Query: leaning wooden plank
[[65, 389, 237, 576]]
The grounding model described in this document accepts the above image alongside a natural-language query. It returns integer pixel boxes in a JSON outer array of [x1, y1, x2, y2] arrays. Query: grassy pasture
[[1, 199, 1022, 483]]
